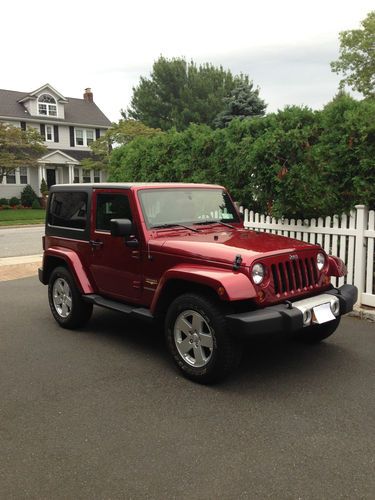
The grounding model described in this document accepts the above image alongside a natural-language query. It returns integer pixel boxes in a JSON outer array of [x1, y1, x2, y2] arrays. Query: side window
[[96, 194, 132, 231], [48, 192, 88, 230]]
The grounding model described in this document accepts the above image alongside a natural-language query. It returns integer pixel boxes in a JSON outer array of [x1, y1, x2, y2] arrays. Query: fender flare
[[328, 255, 347, 277], [42, 247, 94, 294], [150, 264, 256, 314]]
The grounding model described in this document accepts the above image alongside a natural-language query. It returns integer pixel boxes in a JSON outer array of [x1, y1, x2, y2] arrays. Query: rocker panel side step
[[83, 294, 153, 322]]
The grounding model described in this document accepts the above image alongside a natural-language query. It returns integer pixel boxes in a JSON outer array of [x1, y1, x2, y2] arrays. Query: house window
[[38, 94, 57, 116], [74, 167, 80, 183], [3, 168, 28, 185], [75, 129, 84, 146], [86, 129, 94, 145], [82, 170, 91, 183], [6, 171, 16, 184], [46, 125, 54, 142], [94, 169, 100, 183], [75, 128, 95, 147], [20, 167, 28, 184]]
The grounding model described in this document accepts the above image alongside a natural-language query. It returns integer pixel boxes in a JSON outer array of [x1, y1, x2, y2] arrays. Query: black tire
[[48, 266, 93, 329], [165, 293, 241, 384], [296, 317, 341, 344]]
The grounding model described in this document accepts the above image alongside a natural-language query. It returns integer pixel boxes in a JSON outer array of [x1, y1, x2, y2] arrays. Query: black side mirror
[[239, 212, 245, 222], [110, 219, 134, 237]]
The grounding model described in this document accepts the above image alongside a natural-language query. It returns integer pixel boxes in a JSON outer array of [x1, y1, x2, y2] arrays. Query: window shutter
[[95, 128, 100, 140], [20, 121, 26, 131], [40, 124, 46, 139], [69, 126, 75, 147], [54, 125, 59, 143]]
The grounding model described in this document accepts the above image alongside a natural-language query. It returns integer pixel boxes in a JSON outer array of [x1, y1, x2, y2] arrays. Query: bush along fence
[[239, 205, 374, 308]]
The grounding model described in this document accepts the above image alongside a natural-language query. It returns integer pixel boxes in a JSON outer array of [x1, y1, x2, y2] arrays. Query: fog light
[[331, 300, 340, 316], [303, 309, 312, 325]]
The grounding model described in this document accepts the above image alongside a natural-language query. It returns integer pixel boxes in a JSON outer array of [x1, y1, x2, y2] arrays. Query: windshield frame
[[137, 187, 241, 230]]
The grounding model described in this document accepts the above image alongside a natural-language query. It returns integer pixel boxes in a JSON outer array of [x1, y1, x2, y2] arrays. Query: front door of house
[[46, 169, 56, 188]]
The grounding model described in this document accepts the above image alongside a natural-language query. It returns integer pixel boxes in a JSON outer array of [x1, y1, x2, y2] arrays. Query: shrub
[[2, 205, 11, 210], [9, 196, 20, 206], [40, 178, 48, 196], [0, 198, 9, 205], [21, 184, 38, 207], [32, 198, 41, 209]]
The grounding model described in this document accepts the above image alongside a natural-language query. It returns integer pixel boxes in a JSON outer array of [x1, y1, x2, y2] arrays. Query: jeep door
[[88, 189, 142, 301]]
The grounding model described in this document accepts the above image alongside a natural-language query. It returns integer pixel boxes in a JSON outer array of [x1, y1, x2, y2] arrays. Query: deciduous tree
[[0, 123, 46, 182], [331, 11, 375, 97]]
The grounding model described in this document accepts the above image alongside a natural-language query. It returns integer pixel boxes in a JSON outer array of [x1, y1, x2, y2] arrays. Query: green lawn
[[0, 209, 46, 226]]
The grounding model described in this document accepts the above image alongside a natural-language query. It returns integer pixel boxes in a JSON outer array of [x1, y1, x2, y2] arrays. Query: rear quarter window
[[48, 192, 88, 230]]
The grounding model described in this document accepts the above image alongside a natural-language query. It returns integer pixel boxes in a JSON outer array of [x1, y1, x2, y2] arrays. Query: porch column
[[68, 164, 74, 184], [38, 165, 43, 194]]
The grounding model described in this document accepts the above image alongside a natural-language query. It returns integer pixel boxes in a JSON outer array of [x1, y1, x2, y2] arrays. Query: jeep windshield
[[138, 188, 240, 229]]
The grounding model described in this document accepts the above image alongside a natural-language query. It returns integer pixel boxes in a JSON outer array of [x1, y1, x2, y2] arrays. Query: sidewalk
[[0, 254, 42, 282]]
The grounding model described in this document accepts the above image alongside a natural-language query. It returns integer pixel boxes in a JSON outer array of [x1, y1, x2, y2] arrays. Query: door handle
[[90, 240, 103, 248]]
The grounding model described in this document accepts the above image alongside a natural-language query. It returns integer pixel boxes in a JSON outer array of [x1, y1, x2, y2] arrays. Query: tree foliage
[[331, 11, 375, 97], [81, 119, 162, 171], [213, 83, 267, 128], [109, 95, 375, 218], [0, 123, 46, 181], [126, 56, 265, 130]]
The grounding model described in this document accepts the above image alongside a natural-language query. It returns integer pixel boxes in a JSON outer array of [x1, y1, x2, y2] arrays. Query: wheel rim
[[52, 278, 72, 318], [173, 309, 214, 368]]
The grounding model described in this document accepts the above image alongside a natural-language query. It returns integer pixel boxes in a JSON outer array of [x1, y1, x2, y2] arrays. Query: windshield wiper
[[151, 223, 199, 233], [193, 220, 236, 229]]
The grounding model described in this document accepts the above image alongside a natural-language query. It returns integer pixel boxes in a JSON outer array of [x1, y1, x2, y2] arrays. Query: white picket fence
[[239, 205, 375, 308]]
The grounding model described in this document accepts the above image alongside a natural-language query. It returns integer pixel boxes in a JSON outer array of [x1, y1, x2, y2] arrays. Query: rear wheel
[[48, 266, 92, 329], [297, 317, 341, 344], [165, 293, 241, 384]]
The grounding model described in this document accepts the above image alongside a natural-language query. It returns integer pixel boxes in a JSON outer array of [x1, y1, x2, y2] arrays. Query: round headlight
[[317, 252, 325, 271], [252, 263, 265, 285]]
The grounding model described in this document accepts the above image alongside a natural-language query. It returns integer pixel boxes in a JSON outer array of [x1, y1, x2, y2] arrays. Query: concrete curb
[[0, 254, 43, 266], [349, 306, 375, 322], [0, 224, 44, 230]]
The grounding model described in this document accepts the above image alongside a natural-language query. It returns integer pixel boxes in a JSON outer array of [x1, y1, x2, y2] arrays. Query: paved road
[[1, 276, 375, 499], [0, 225, 44, 257]]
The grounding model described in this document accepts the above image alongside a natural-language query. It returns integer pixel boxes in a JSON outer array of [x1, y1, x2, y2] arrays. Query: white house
[[0, 83, 111, 198]]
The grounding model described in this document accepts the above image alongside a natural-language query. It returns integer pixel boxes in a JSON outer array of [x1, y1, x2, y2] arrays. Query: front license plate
[[312, 302, 336, 324]]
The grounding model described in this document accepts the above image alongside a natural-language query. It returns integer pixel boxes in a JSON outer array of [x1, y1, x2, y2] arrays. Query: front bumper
[[226, 284, 357, 338]]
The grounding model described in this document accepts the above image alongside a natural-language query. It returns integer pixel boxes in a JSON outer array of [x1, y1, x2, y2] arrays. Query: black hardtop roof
[[50, 182, 224, 191]]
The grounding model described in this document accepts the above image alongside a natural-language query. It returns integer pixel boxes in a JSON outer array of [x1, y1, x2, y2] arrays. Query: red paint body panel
[[150, 264, 256, 313], [328, 255, 347, 277], [43, 246, 94, 294]]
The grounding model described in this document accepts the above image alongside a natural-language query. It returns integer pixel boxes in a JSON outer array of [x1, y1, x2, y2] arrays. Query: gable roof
[[18, 83, 68, 103], [0, 88, 112, 127]]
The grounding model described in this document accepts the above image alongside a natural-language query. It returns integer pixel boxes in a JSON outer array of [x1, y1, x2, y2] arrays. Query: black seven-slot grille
[[271, 257, 319, 294]]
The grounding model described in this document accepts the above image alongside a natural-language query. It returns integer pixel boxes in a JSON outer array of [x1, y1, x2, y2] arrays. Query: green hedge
[[109, 95, 375, 219]]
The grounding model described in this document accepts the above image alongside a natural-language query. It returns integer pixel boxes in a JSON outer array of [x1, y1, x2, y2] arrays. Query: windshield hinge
[[233, 254, 242, 270]]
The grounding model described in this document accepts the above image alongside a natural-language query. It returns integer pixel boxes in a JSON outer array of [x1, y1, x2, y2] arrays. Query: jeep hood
[[149, 228, 319, 267]]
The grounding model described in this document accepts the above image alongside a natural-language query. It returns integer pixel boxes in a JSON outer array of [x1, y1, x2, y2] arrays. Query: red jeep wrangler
[[39, 183, 357, 383]]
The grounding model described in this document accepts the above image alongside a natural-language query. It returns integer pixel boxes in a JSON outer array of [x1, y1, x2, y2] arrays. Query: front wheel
[[48, 266, 93, 329], [296, 317, 341, 344], [165, 293, 241, 384]]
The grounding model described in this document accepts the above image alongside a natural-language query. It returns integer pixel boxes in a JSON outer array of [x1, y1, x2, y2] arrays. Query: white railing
[[239, 205, 375, 308]]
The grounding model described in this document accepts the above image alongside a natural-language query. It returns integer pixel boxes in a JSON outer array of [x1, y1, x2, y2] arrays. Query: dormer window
[[38, 94, 57, 116]]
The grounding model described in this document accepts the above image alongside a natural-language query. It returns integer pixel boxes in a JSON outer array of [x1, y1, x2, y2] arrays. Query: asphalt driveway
[[1, 276, 374, 499]]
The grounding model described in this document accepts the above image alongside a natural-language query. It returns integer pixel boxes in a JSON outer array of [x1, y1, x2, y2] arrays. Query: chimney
[[83, 88, 93, 103]]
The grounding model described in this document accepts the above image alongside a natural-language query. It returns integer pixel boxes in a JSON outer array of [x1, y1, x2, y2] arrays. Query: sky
[[1, 0, 373, 122]]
